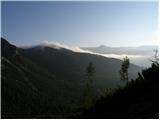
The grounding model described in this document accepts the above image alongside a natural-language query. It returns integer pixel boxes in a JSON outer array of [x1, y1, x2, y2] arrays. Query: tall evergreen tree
[[152, 49, 159, 66], [83, 62, 95, 108], [119, 56, 130, 84], [86, 62, 95, 83]]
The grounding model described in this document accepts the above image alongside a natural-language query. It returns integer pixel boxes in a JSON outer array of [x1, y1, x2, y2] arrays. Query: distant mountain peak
[[99, 45, 107, 48]]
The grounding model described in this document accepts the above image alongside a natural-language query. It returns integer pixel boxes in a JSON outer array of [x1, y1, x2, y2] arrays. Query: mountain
[[81, 62, 159, 118], [2, 38, 60, 118], [82, 45, 158, 55], [81, 45, 158, 68], [1, 38, 142, 118]]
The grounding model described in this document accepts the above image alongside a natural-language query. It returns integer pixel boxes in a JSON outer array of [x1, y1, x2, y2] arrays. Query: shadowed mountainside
[[81, 61, 159, 119], [1, 38, 142, 118]]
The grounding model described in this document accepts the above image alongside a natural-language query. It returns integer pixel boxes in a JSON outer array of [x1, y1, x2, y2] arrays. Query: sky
[[1, 1, 158, 47]]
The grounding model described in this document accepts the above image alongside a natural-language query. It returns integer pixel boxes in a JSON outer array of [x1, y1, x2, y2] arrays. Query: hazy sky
[[2, 1, 158, 47]]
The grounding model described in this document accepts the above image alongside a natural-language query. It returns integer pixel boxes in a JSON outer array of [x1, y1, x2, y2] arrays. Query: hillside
[[2, 38, 62, 118], [21, 44, 141, 89], [81, 61, 159, 118], [1, 38, 142, 118]]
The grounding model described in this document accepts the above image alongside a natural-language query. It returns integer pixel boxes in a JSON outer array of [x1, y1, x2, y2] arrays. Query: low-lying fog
[[23, 41, 158, 68]]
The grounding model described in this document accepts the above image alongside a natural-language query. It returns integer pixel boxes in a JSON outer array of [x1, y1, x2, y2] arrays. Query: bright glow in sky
[[1, 1, 158, 47]]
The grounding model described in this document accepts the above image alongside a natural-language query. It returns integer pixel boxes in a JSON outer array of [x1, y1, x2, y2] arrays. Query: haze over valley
[[81, 45, 158, 67], [21, 40, 158, 68]]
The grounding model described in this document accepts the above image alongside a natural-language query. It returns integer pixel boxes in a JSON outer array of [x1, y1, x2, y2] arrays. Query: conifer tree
[[119, 56, 130, 84], [83, 62, 95, 108]]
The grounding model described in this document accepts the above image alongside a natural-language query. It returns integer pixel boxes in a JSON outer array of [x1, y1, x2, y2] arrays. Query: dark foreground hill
[[1, 38, 141, 118], [81, 61, 159, 119]]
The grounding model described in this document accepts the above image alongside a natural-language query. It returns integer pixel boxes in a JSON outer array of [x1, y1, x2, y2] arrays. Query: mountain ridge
[[1, 38, 142, 118], [81, 45, 158, 55]]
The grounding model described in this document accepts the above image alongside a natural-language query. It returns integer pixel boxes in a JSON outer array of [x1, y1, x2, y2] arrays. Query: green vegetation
[[81, 55, 159, 118], [1, 38, 158, 119], [119, 56, 130, 84], [83, 62, 95, 108]]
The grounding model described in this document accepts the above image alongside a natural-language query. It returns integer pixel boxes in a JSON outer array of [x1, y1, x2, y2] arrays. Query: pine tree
[[119, 56, 130, 84], [152, 49, 159, 66], [83, 62, 95, 108]]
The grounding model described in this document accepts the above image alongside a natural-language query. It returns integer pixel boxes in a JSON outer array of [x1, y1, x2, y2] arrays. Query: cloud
[[42, 40, 93, 53], [42, 40, 145, 60], [101, 54, 144, 59]]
